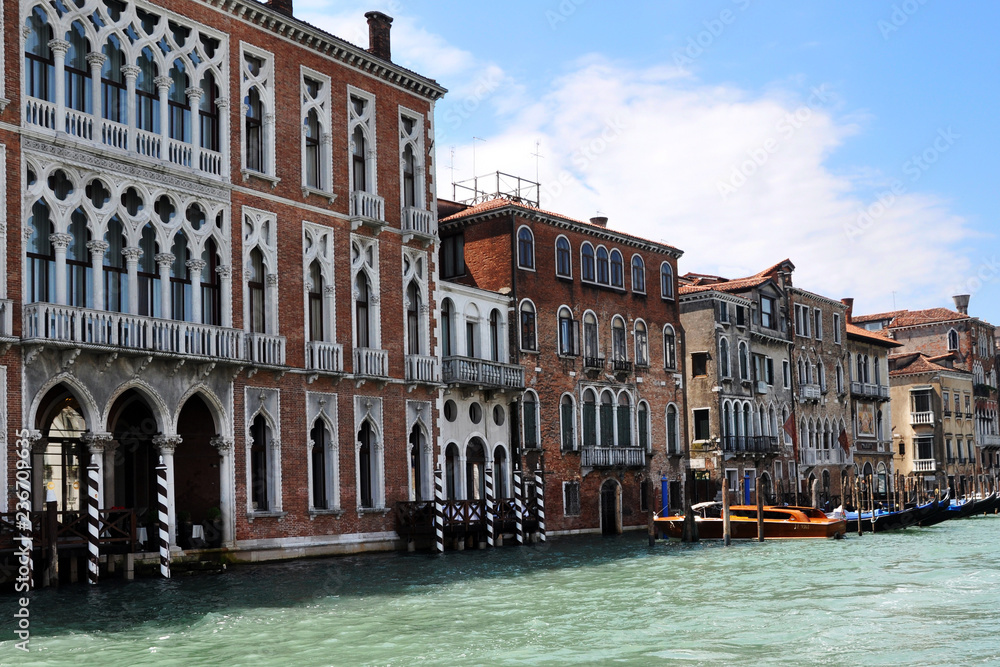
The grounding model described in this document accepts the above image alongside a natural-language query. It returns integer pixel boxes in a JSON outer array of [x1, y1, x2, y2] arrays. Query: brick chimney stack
[[841, 297, 854, 321], [266, 0, 293, 17], [365, 11, 393, 61], [589, 216, 609, 228], [953, 294, 970, 315]]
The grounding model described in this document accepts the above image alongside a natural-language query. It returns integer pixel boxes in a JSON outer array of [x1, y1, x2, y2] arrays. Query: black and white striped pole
[[86, 455, 100, 585], [534, 465, 546, 543], [485, 467, 495, 548], [514, 470, 524, 545], [156, 456, 171, 578], [433, 467, 445, 554]]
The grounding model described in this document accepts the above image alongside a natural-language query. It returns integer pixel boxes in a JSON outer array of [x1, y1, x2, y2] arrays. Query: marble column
[[49, 233, 72, 306], [187, 259, 207, 324], [186, 86, 203, 171], [86, 52, 106, 121], [155, 253, 174, 320], [121, 65, 140, 152], [48, 39, 70, 130], [123, 246, 143, 315], [154, 75, 172, 154], [211, 436, 235, 545], [87, 240, 109, 311], [217, 265, 233, 328], [82, 432, 114, 508]]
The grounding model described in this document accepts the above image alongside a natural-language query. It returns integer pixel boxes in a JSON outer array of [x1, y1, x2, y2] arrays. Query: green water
[[3, 517, 1000, 666]]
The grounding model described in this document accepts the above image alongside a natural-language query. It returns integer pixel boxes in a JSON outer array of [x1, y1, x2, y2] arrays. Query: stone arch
[[600, 478, 622, 536], [103, 377, 170, 435], [173, 383, 229, 437], [29, 373, 100, 433]]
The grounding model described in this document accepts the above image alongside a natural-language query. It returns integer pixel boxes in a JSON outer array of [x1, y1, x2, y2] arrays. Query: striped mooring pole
[[534, 466, 546, 543], [514, 470, 525, 545], [86, 456, 100, 585], [433, 467, 445, 554], [485, 467, 495, 548], [17, 465, 33, 591], [156, 456, 171, 578]]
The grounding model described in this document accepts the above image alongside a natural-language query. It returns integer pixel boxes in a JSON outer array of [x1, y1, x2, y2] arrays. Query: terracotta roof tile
[[889, 352, 969, 377], [853, 307, 968, 328], [845, 323, 902, 347]]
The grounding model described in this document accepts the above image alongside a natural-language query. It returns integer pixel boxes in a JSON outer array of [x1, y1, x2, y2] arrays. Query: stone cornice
[[201, 0, 447, 101]]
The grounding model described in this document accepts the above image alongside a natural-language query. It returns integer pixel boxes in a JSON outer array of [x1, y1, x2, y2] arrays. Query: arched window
[[358, 421, 375, 508], [311, 420, 330, 509], [600, 391, 615, 448], [663, 325, 677, 369], [244, 54, 266, 173], [584, 312, 599, 360], [27, 200, 54, 303], [596, 247, 610, 284], [611, 316, 627, 362], [558, 306, 577, 357], [517, 227, 535, 269], [441, 299, 454, 357], [102, 35, 127, 124], [873, 357, 881, 385], [199, 72, 220, 152], [637, 401, 650, 451], [556, 237, 572, 277], [170, 232, 192, 321], [351, 125, 367, 192], [406, 281, 421, 355], [355, 273, 371, 348], [581, 243, 595, 282], [408, 425, 425, 501], [631, 255, 646, 293], [65, 22, 91, 116], [582, 389, 597, 447], [818, 363, 826, 392], [137, 223, 159, 318], [201, 237, 221, 326], [617, 393, 632, 447], [167, 62, 190, 143], [560, 394, 576, 451], [66, 210, 92, 308], [250, 415, 271, 511], [305, 108, 322, 189], [520, 300, 537, 351], [720, 338, 731, 378], [103, 216, 127, 312], [610, 250, 624, 288], [136, 48, 159, 133], [666, 404, 679, 454], [634, 320, 649, 367], [523, 392, 539, 449], [465, 439, 486, 500], [738, 342, 749, 380], [25, 9, 54, 102], [308, 261, 324, 342], [494, 446, 508, 498], [660, 262, 674, 300], [723, 401, 733, 439], [863, 355, 870, 383], [249, 248, 267, 333], [836, 364, 844, 394], [489, 309, 501, 362], [948, 328, 959, 351]]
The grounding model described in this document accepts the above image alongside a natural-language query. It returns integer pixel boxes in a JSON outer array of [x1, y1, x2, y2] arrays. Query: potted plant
[[203, 507, 223, 548]]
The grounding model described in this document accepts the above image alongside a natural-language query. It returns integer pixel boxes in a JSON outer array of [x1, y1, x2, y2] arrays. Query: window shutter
[[583, 404, 597, 447], [524, 401, 538, 448], [617, 405, 631, 447], [561, 403, 575, 450]]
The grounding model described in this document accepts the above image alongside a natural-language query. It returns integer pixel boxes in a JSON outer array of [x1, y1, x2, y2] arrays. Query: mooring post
[[869, 477, 876, 530], [722, 478, 731, 546], [433, 467, 445, 554], [681, 469, 699, 543], [534, 465, 546, 543], [756, 480, 765, 543], [811, 479, 819, 510], [661, 476, 669, 517], [513, 470, 524, 546], [485, 466, 495, 548], [855, 479, 862, 537], [743, 473, 751, 505], [156, 456, 170, 579], [45, 499, 59, 588], [87, 456, 101, 585]]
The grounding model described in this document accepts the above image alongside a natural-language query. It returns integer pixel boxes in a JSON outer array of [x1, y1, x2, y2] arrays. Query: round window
[[469, 402, 483, 424], [444, 400, 457, 422]]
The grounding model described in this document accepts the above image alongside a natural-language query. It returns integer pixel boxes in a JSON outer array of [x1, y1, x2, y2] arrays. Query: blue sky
[[302, 0, 999, 326]]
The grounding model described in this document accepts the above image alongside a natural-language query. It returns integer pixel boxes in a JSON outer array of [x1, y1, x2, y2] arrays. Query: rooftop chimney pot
[[953, 294, 970, 315], [841, 297, 854, 321], [365, 11, 393, 61], [589, 216, 608, 228], [266, 0, 293, 17]]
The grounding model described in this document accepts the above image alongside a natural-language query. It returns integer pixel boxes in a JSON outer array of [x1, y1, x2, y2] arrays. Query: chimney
[[589, 216, 608, 228], [365, 11, 393, 61], [841, 297, 854, 321], [953, 294, 970, 315], [266, 0, 293, 17]]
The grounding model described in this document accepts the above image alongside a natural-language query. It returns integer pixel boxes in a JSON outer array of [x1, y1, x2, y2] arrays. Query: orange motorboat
[[655, 503, 846, 540]]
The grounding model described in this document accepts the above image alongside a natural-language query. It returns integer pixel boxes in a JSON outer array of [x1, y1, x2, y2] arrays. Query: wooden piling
[[869, 477, 876, 531], [681, 470, 699, 543], [856, 480, 863, 537], [811, 479, 819, 510], [722, 478, 731, 546], [756, 481, 765, 543]]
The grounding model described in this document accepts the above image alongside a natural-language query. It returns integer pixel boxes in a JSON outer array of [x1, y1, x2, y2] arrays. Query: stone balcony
[[800, 384, 821, 401], [442, 356, 525, 391], [306, 341, 345, 374], [401, 206, 436, 245], [851, 382, 890, 400], [405, 354, 440, 384], [910, 411, 934, 426], [350, 190, 386, 233], [913, 459, 936, 472], [25, 97, 224, 178], [581, 447, 646, 468], [354, 346, 389, 378]]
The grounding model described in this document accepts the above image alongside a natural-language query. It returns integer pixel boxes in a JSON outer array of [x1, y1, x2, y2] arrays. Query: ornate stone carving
[[152, 435, 182, 455], [85, 52, 107, 68], [216, 97, 231, 110], [86, 240, 110, 256], [186, 259, 207, 272], [210, 436, 234, 452], [216, 265, 233, 279], [122, 247, 144, 263], [120, 65, 141, 80], [47, 39, 70, 55], [154, 252, 175, 267], [154, 75, 174, 90], [266, 273, 279, 287], [48, 233, 72, 250], [82, 432, 114, 454], [185, 86, 204, 100]]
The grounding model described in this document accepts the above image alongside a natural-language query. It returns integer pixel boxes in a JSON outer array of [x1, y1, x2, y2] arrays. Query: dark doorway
[[109, 390, 159, 526], [600, 480, 620, 536], [174, 395, 220, 524], [466, 438, 486, 500]]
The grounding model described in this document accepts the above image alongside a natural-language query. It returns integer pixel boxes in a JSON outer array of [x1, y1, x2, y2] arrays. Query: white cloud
[[437, 57, 975, 316]]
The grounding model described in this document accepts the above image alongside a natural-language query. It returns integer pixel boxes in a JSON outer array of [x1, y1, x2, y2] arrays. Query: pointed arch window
[[441, 299, 454, 357], [663, 325, 677, 370], [249, 248, 267, 333], [355, 273, 371, 348], [409, 425, 426, 501], [637, 401, 649, 450], [27, 200, 55, 303], [308, 261, 324, 342], [358, 421, 375, 509], [104, 216, 127, 312], [720, 338, 731, 378], [666, 404, 679, 454], [489, 309, 501, 362], [167, 62, 191, 143], [65, 22, 92, 115], [523, 392, 539, 449], [406, 280, 421, 355], [617, 393, 632, 447], [66, 210, 92, 308], [948, 329, 959, 351], [739, 342, 749, 380], [311, 420, 330, 510], [137, 224, 159, 318], [199, 72, 220, 152], [170, 232, 192, 321], [135, 48, 159, 133], [582, 389, 597, 447], [584, 312, 599, 360], [25, 9, 55, 102], [520, 300, 537, 351], [560, 394, 576, 451], [599, 391, 615, 448], [611, 316, 627, 362], [250, 415, 271, 511]]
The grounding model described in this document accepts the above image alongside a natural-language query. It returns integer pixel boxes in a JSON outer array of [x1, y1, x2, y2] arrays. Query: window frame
[[555, 235, 572, 278], [660, 261, 675, 300], [519, 299, 538, 352], [301, 66, 332, 194], [517, 225, 535, 271], [631, 254, 646, 294], [240, 43, 276, 179]]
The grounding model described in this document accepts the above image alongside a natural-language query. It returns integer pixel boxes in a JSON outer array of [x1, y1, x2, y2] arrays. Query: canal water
[[4, 516, 1000, 666]]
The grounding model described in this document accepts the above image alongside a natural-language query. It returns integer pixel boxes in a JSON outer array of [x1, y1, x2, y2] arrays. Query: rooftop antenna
[[531, 140, 544, 187], [448, 147, 456, 199], [892, 291, 896, 310], [472, 136, 486, 184]]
